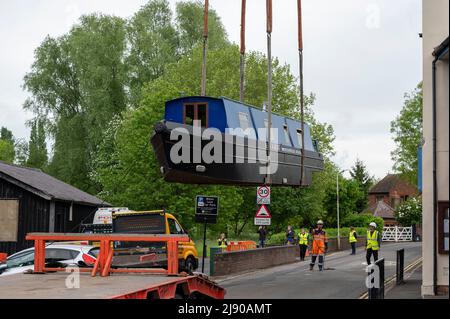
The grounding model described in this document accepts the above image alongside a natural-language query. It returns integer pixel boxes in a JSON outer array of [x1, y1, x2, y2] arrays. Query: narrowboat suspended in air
[[151, 96, 324, 186]]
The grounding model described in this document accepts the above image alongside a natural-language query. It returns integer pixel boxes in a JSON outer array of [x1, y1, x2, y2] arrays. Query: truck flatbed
[[0, 272, 225, 299]]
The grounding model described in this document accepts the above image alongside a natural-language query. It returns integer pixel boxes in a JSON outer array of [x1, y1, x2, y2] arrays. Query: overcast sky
[[0, 0, 422, 178]]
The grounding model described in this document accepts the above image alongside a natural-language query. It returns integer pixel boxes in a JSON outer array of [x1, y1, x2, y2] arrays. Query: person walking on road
[[310, 220, 328, 271], [365, 222, 381, 264], [298, 228, 309, 261], [349, 226, 358, 255], [286, 225, 296, 245], [257, 226, 267, 248]]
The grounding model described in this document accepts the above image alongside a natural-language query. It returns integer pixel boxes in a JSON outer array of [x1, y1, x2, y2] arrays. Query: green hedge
[[342, 214, 384, 229]]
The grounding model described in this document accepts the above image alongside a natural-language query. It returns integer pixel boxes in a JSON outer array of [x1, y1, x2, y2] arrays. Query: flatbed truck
[[0, 232, 225, 299]]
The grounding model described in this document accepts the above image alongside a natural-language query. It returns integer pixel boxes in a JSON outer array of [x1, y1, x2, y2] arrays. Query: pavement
[[385, 265, 422, 299], [214, 241, 422, 299]]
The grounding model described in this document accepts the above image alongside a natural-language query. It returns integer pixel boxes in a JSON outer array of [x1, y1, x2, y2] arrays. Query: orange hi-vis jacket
[[311, 229, 328, 255]]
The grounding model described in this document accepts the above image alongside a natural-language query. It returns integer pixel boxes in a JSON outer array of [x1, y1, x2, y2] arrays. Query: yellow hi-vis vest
[[367, 230, 379, 250], [218, 239, 227, 248], [299, 233, 309, 245], [349, 230, 357, 243]]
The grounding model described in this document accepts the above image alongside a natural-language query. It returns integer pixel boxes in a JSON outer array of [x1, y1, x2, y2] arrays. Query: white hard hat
[[317, 220, 324, 225], [369, 222, 377, 227]]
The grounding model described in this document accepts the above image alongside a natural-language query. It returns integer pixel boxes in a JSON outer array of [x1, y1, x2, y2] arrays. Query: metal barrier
[[367, 258, 385, 299], [396, 248, 405, 285], [226, 241, 257, 252], [26, 232, 189, 277]]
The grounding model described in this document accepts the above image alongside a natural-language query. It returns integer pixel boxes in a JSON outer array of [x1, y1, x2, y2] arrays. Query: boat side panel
[[285, 118, 314, 151], [248, 107, 294, 147], [222, 99, 257, 140]]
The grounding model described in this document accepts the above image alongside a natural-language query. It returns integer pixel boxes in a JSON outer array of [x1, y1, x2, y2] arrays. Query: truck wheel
[[184, 257, 195, 274]]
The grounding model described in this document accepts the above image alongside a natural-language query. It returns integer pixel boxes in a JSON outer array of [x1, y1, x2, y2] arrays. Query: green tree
[[0, 140, 15, 163], [350, 158, 374, 212], [26, 119, 48, 169], [23, 13, 128, 193], [13, 139, 29, 166], [390, 83, 423, 186], [0, 127, 14, 143], [176, 1, 229, 54], [0, 127, 15, 163], [322, 173, 362, 228], [395, 197, 422, 226], [126, 0, 179, 106]]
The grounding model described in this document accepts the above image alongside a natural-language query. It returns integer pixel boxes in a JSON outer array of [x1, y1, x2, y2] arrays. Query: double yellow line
[[359, 257, 423, 299]]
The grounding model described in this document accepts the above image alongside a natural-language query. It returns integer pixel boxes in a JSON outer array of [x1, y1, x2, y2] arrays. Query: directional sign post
[[257, 185, 271, 205], [195, 196, 218, 224], [195, 195, 219, 273], [254, 204, 271, 226]]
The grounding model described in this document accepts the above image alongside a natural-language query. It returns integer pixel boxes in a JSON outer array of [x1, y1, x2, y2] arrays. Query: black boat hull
[[151, 121, 324, 186]]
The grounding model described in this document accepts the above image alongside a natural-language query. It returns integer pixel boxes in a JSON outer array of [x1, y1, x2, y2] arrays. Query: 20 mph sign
[[257, 186, 271, 204]]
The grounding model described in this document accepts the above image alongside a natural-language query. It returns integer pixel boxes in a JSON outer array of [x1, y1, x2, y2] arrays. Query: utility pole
[[266, 0, 273, 185], [337, 172, 340, 250], [201, 0, 209, 96], [240, 0, 246, 103], [337, 169, 348, 250]]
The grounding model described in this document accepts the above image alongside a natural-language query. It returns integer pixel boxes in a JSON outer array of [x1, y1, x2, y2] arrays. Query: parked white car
[[0, 244, 98, 277]]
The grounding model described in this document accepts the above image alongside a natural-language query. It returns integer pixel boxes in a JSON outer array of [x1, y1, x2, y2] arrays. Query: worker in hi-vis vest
[[298, 228, 309, 261], [310, 220, 328, 271], [365, 222, 381, 265], [349, 226, 358, 255], [217, 233, 228, 249]]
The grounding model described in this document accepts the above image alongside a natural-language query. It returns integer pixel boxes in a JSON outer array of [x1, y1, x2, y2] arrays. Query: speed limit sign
[[257, 186, 271, 204]]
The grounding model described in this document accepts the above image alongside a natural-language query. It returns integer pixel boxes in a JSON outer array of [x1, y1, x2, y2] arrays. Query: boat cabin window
[[296, 129, 303, 148], [184, 103, 208, 127], [238, 112, 250, 130], [185, 104, 195, 125], [283, 125, 290, 145]]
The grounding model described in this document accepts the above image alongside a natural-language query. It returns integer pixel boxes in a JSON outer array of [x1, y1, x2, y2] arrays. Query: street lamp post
[[337, 169, 347, 251]]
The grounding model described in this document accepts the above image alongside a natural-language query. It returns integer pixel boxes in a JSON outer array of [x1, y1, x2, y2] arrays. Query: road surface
[[219, 241, 422, 299]]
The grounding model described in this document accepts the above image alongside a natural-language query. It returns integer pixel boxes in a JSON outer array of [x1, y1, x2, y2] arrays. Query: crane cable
[[240, 0, 246, 103], [266, 0, 273, 186], [298, 0, 306, 187], [201, 0, 209, 96]]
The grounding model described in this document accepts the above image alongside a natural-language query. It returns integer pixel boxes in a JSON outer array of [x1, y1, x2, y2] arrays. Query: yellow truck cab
[[109, 210, 198, 273]]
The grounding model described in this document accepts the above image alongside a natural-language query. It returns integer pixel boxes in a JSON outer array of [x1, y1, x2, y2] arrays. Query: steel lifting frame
[[111, 276, 226, 299], [26, 233, 189, 277]]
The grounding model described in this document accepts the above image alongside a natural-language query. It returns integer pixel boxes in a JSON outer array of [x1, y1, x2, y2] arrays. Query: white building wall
[[421, 0, 449, 296]]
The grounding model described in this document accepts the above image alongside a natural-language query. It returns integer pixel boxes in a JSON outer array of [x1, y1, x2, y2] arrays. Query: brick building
[[363, 174, 419, 226]]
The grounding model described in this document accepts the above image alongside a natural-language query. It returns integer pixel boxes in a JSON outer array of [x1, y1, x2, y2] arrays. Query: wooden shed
[[0, 160, 109, 255]]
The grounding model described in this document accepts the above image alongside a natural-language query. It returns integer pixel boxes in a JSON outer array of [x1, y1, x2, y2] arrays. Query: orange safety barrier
[[25, 233, 189, 277], [226, 240, 257, 252], [0, 253, 7, 263]]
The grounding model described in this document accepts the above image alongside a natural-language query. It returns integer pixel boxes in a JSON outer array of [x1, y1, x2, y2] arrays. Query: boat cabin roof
[[164, 96, 316, 151]]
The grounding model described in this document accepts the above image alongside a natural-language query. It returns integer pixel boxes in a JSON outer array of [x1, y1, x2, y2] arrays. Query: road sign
[[257, 185, 271, 204], [254, 204, 271, 225], [195, 195, 218, 224]]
